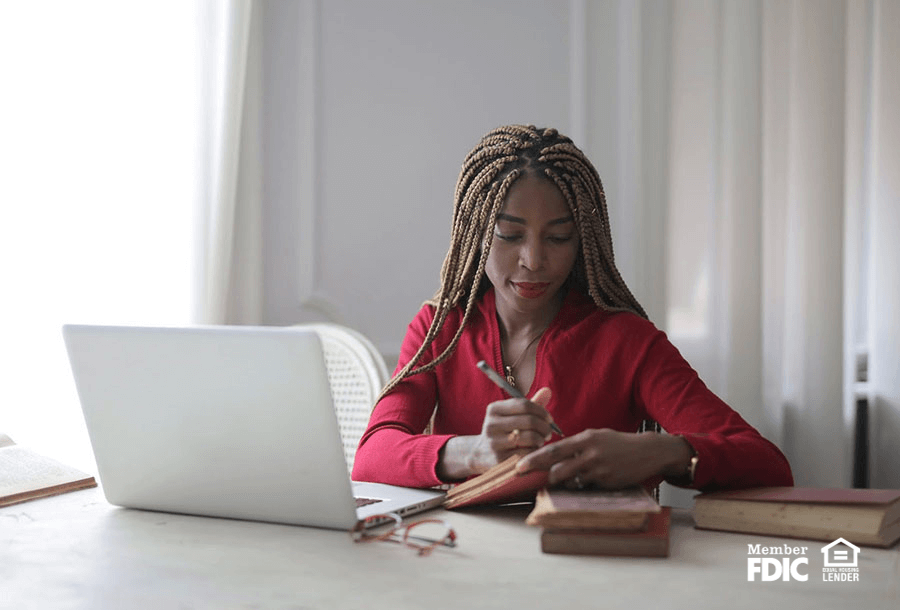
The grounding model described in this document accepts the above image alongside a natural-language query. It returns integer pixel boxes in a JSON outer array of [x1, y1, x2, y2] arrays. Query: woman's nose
[[519, 239, 545, 270]]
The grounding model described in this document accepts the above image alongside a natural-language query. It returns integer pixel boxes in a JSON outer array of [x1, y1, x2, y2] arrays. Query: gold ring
[[508, 428, 521, 447]]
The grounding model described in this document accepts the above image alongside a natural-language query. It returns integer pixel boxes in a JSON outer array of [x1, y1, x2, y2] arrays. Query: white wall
[[260, 0, 579, 360], [257, 0, 675, 364]]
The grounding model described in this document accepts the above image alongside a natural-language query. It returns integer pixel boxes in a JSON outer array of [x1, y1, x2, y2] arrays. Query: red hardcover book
[[444, 455, 549, 509], [540, 507, 671, 557], [693, 487, 900, 548], [525, 487, 660, 530]]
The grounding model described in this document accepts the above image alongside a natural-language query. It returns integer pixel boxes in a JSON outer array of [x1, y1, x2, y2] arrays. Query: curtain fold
[[762, 0, 848, 486], [194, 0, 263, 326]]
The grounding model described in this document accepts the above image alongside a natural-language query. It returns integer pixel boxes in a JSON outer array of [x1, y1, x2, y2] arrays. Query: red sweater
[[352, 287, 793, 491]]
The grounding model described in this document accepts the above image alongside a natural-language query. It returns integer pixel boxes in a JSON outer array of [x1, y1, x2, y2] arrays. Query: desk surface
[[2, 487, 898, 610]]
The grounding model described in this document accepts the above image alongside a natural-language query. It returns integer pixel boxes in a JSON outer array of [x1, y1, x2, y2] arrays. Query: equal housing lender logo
[[821, 538, 861, 581], [747, 538, 861, 582]]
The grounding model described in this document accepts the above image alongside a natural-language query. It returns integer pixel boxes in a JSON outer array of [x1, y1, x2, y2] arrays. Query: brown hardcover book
[[526, 487, 660, 530], [540, 507, 671, 557], [0, 434, 97, 508], [693, 487, 900, 548], [444, 455, 549, 509]]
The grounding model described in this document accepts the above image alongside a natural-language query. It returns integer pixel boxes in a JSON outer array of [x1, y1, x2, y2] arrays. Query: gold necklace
[[504, 331, 544, 388]]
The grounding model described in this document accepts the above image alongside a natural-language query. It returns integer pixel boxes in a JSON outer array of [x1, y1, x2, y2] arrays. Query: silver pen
[[476, 360, 565, 437]]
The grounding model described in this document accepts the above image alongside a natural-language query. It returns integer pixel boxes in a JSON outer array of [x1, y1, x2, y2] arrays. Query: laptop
[[62, 324, 445, 530]]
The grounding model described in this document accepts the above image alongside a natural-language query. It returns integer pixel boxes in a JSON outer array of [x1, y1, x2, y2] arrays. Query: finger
[[489, 424, 550, 453], [529, 387, 552, 408], [485, 413, 553, 439], [515, 435, 587, 473], [497, 447, 534, 464], [569, 462, 636, 489], [505, 428, 522, 450], [546, 453, 593, 485], [527, 387, 563, 436], [527, 387, 556, 430], [501, 428, 546, 451], [486, 397, 554, 421], [559, 468, 592, 490]]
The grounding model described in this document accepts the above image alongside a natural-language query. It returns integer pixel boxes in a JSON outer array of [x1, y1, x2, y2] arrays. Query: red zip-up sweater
[[352, 287, 793, 491]]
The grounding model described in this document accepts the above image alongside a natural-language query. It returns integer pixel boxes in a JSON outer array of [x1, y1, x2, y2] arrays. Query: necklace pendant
[[505, 366, 516, 388]]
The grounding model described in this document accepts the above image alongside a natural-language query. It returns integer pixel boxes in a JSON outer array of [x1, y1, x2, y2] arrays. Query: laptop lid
[[62, 324, 443, 529]]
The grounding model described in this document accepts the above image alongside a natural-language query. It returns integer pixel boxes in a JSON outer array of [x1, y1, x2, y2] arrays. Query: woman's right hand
[[437, 387, 554, 480]]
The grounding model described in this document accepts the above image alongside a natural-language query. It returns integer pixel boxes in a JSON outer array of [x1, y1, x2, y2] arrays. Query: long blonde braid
[[377, 125, 646, 401]]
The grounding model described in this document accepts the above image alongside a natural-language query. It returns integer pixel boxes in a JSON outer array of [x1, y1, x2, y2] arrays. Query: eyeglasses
[[349, 512, 457, 556]]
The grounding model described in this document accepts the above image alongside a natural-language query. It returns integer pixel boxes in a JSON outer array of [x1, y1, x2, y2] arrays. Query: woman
[[352, 125, 793, 492]]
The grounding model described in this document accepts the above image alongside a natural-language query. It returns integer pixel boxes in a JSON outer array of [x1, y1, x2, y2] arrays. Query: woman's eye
[[549, 235, 574, 244], [495, 233, 521, 242]]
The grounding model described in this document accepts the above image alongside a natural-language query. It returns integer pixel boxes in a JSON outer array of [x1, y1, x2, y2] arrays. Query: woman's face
[[484, 174, 580, 318]]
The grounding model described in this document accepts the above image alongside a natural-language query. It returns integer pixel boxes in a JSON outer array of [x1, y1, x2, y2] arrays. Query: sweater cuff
[[418, 434, 456, 487]]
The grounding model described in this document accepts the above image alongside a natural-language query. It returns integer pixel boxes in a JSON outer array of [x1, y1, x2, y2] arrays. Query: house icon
[[821, 538, 861, 567]]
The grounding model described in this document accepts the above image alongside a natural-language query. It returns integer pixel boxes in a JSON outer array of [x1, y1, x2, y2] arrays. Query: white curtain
[[615, 0, 899, 488], [194, 0, 264, 326], [759, 0, 847, 487]]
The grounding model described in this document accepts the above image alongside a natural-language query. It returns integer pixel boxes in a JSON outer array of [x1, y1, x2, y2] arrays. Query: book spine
[[540, 531, 668, 557], [693, 500, 887, 547]]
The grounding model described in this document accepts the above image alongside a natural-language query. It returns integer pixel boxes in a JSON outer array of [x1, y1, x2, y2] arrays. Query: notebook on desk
[[62, 324, 444, 530]]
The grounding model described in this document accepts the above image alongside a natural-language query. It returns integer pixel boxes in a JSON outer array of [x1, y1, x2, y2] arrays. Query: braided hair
[[378, 125, 646, 400]]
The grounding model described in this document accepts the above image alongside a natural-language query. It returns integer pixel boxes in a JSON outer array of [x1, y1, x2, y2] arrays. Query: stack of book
[[443, 455, 669, 556], [525, 487, 670, 557]]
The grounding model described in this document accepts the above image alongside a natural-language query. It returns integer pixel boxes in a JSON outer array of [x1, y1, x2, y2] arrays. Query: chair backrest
[[300, 323, 390, 473]]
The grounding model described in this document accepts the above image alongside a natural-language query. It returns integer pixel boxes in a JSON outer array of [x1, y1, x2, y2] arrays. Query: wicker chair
[[300, 323, 389, 473]]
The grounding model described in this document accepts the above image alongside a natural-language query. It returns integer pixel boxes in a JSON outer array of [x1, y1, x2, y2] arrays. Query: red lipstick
[[512, 282, 551, 299]]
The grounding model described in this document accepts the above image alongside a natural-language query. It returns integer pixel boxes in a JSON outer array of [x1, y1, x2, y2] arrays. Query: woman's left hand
[[514, 429, 693, 489]]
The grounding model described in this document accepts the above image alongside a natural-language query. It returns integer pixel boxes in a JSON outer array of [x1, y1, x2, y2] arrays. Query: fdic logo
[[747, 538, 862, 582], [747, 544, 809, 581]]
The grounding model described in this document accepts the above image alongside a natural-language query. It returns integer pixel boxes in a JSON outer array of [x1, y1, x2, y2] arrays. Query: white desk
[[2, 487, 898, 610]]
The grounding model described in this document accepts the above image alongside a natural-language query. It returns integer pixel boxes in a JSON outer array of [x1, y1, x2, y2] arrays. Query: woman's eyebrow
[[496, 213, 574, 226]]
